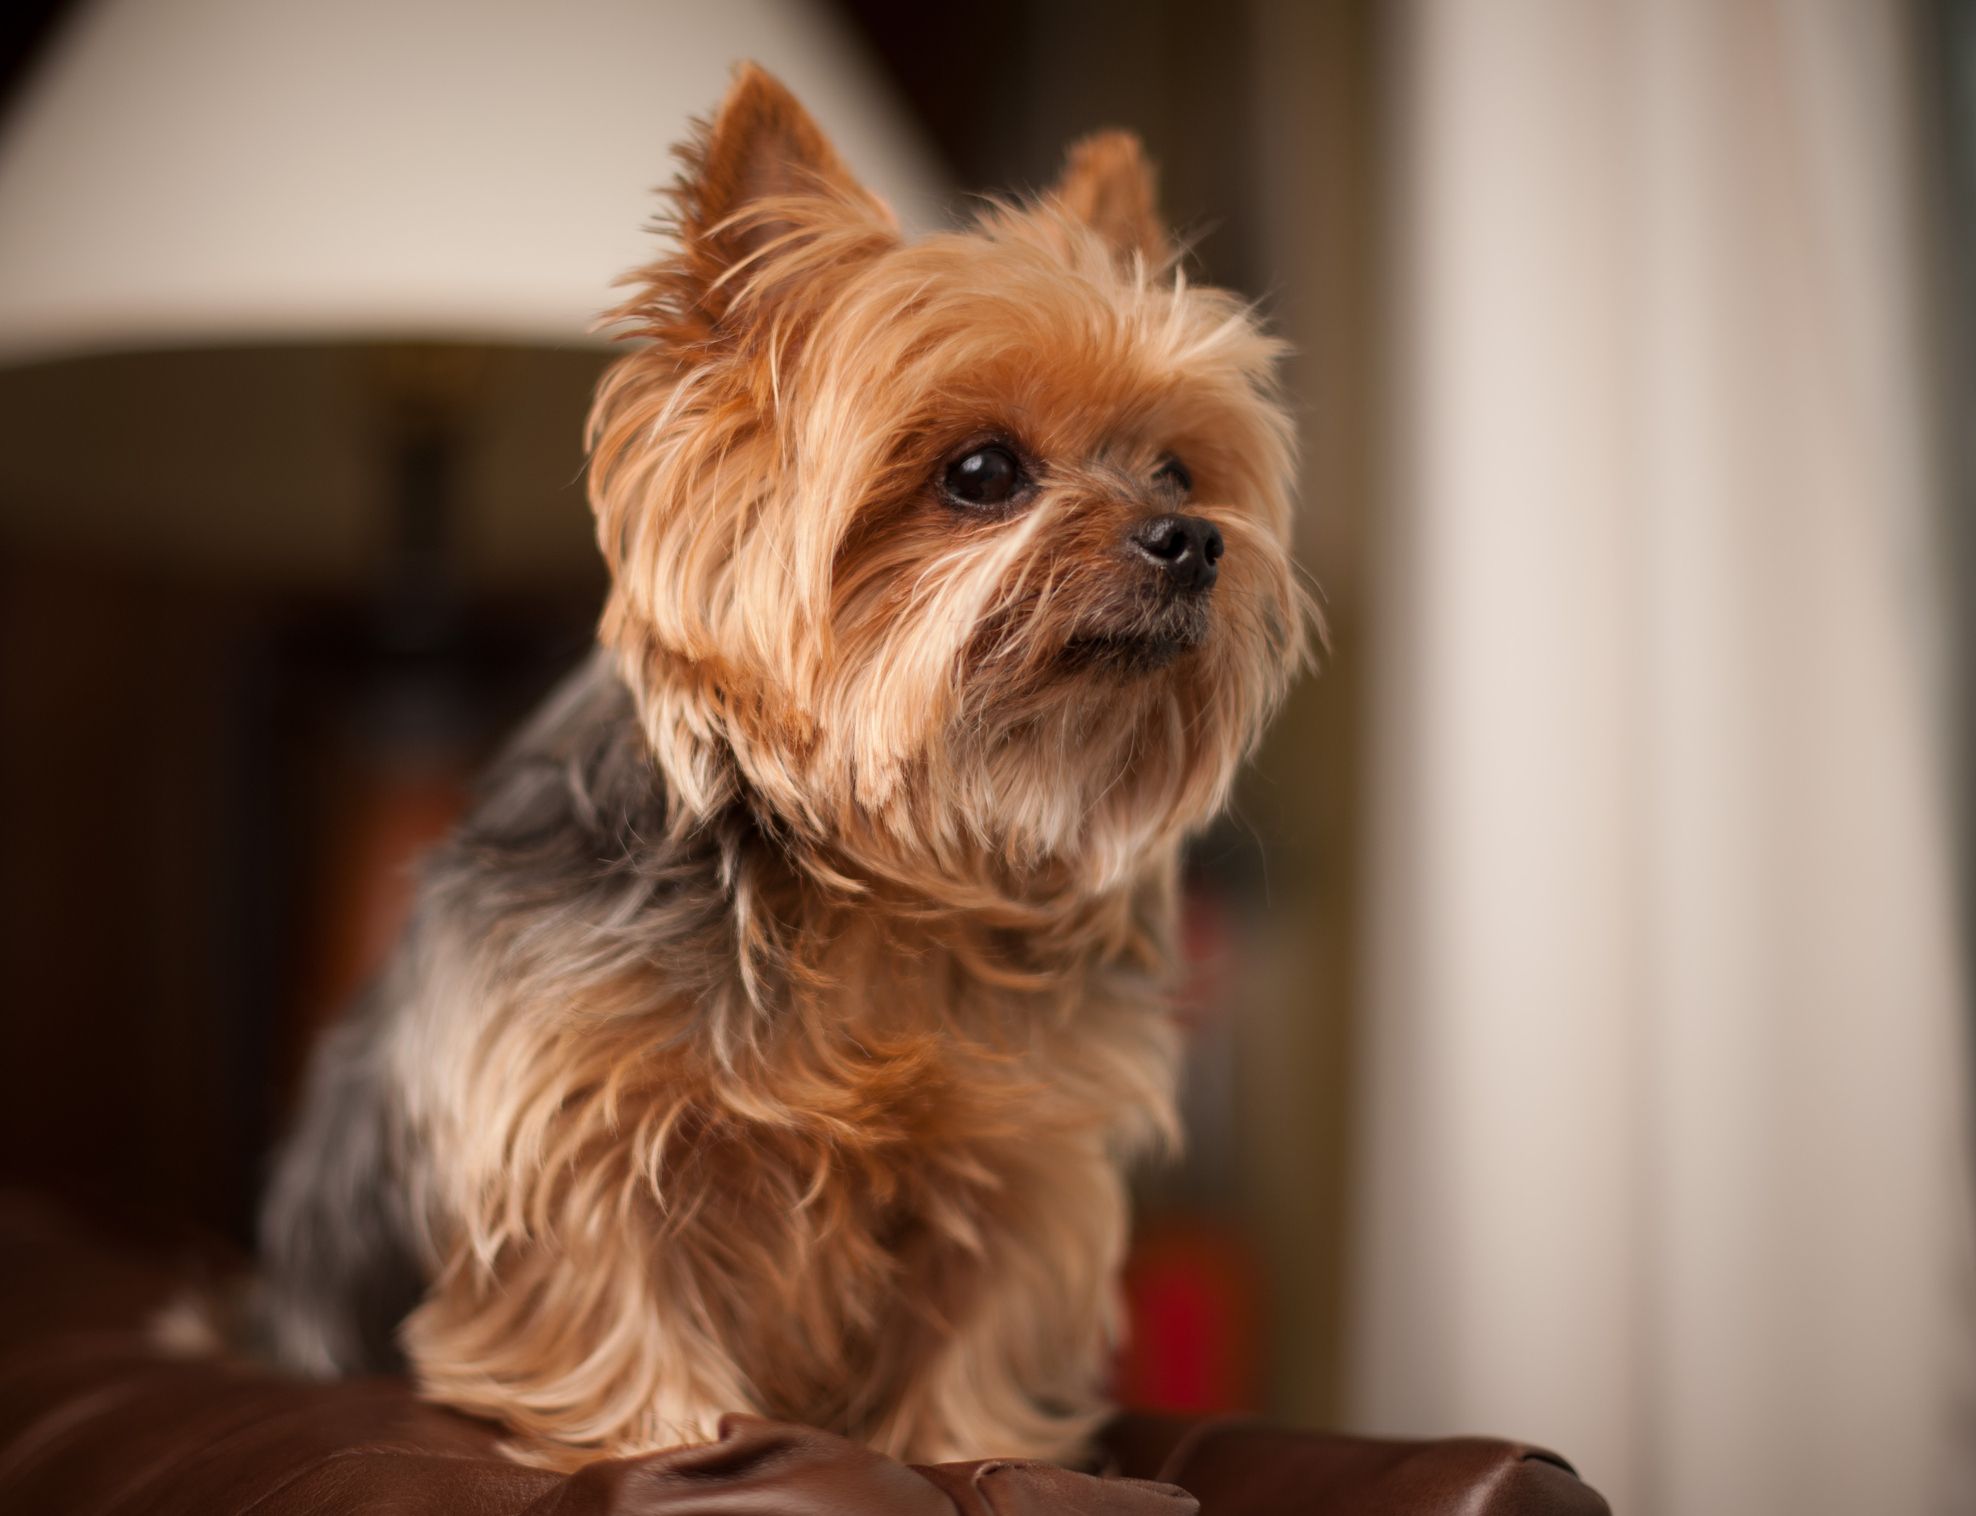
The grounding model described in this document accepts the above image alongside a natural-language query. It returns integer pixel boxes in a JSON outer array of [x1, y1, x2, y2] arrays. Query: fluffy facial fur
[[254, 65, 1310, 1470]]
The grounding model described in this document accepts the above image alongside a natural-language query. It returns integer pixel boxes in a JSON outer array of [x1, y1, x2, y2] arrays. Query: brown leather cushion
[[0, 1197, 1607, 1515], [1106, 1414, 1608, 1516]]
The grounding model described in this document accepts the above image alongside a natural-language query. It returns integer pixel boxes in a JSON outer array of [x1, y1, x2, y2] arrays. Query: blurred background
[[0, 2, 1969, 1512]]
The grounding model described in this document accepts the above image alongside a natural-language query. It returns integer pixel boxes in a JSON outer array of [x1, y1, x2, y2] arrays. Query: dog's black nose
[[1131, 513, 1224, 593]]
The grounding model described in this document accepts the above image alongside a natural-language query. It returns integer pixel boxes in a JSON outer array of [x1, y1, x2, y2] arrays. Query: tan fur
[[376, 65, 1312, 1468]]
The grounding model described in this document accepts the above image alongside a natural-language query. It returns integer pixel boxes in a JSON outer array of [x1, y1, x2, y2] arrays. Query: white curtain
[[1352, 3, 1975, 1513]]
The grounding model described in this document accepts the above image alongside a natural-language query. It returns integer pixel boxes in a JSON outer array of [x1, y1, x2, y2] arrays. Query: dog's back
[[253, 653, 661, 1378]]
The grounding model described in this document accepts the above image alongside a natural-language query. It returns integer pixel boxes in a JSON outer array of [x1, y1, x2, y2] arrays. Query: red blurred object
[[285, 751, 467, 1091], [1117, 1219, 1262, 1416]]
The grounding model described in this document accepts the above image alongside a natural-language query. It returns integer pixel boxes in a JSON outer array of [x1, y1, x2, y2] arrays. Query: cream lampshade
[[0, 0, 948, 586], [0, 0, 946, 362]]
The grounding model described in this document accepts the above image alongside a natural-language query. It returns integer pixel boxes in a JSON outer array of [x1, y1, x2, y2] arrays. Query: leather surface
[[0, 1197, 1608, 1515], [1103, 1414, 1610, 1516]]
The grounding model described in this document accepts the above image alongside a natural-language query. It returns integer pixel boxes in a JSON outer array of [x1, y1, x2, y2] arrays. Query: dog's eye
[[1154, 455, 1193, 494], [944, 445, 1022, 509]]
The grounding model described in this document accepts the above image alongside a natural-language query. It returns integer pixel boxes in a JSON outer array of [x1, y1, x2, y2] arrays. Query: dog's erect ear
[[677, 64, 893, 276], [1049, 131, 1169, 267]]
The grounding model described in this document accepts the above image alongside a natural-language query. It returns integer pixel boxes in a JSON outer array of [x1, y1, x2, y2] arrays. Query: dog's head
[[590, 66, 1311, 893]]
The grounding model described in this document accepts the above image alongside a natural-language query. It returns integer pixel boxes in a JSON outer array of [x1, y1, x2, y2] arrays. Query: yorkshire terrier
[[255, 64, 1309, 1470]]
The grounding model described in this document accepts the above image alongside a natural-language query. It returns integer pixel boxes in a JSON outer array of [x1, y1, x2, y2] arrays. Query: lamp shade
[[0, 0, 948, 364], [0, 0, 950, 584]]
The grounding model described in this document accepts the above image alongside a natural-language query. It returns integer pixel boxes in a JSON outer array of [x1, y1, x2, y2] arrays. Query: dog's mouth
[[1062, 602, 1210, 676]]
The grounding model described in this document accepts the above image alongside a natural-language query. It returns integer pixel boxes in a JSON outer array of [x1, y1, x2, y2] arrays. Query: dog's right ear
[[668, 64, 896, 314], [1049, 131, 1170, 268]]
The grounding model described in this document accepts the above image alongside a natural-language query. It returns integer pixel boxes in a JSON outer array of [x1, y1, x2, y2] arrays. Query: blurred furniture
[[0, 1197, 1608, 1516]]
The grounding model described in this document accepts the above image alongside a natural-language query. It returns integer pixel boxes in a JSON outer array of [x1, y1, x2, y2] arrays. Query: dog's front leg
[[401, 1230, 757, 1468], [868, 1146, 1130, 1467]]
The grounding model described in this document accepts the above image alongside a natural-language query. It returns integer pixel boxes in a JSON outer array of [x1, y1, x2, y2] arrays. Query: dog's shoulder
[[447, 650, 670, 882]]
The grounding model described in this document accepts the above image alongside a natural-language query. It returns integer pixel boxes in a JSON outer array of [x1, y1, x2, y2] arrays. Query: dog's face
[[591, 67, 1309, 891]]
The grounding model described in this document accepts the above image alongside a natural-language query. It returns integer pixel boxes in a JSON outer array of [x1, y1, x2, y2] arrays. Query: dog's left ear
[[679, 64, 895, 279], [1049, 131, 1170, 267]]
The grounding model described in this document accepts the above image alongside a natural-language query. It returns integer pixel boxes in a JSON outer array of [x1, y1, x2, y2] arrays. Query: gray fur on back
[[254, 651, 715, 1376]]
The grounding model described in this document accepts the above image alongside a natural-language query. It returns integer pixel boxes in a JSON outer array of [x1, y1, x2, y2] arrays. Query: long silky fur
[[255, 66, 1312, 1470]]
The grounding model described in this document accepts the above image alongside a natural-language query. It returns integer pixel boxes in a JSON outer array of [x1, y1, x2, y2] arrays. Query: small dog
[[256, 64, 1309, 1469]]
